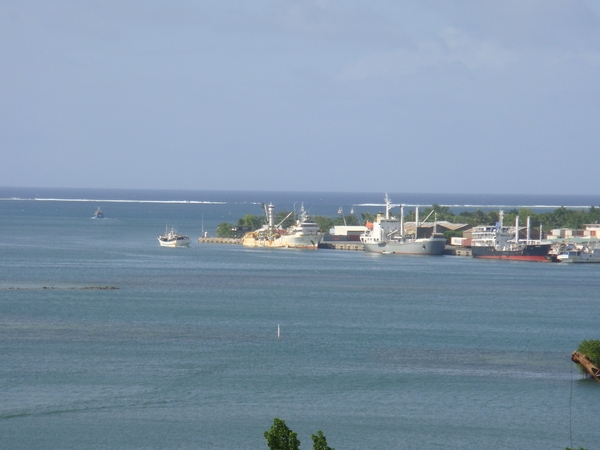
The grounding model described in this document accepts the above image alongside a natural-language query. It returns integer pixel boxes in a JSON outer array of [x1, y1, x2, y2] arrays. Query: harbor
[[196, 198, 600, 262]]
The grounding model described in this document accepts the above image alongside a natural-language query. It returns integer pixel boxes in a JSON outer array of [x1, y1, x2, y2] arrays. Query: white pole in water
[[277, 324, 280, 338]]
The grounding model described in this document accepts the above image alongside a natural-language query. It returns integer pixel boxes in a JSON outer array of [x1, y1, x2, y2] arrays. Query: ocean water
[[1, 188, 599, 449]]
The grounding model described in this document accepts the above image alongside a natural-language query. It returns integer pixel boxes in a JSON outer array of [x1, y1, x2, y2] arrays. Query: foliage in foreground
[[576, 339, 600, 374], [264, 418, 300, 450], [311, 430, 335, 450], [264, 418, 334, 450]]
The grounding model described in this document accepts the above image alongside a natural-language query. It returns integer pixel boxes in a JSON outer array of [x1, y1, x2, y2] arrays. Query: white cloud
[[338, 28, 519, 81]]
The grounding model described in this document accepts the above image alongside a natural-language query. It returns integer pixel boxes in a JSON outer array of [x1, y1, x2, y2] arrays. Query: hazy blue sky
[[2, 1, 599, 194]]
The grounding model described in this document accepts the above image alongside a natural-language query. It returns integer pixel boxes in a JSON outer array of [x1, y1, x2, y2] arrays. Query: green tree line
[[216, 205, 600, 238]]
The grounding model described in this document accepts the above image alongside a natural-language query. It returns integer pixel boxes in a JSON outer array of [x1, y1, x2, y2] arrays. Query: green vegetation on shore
[[216, 205, 600, 238], [576, 340, 600, 374]]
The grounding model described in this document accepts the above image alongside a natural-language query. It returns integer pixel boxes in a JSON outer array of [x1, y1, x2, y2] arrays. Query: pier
[[198, 237, 241, 244]]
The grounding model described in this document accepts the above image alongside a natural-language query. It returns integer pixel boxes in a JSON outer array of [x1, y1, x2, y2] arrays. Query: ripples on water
[[1, 192, 599, 449]]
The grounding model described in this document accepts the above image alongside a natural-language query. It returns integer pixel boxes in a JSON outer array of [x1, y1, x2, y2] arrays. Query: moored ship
[[360, 195, 446, 255], [471, 212, 553, 262], [241, 203, 323, 249], [557, 244, 600, 263]]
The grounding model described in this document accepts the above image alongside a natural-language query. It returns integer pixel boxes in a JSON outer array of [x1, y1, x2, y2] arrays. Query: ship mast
[[384, 193, 391, 220], [415, 207, 419, 238], [400, 205, 404, 239]]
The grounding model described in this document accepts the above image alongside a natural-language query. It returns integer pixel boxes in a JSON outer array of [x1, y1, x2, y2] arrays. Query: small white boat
[[557, 244, 600, 263], [158, 227, 190, 248], [92, 207, 104, 219]]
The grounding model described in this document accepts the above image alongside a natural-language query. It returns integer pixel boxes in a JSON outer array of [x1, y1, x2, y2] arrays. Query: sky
[[2, 1, 600, 194]]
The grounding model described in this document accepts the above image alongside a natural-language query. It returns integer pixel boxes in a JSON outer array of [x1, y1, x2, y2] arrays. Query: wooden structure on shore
[[571, 351, 600, 382]]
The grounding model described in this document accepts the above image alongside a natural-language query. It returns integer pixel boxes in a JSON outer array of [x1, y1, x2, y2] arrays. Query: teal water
[[1, 193, 599, 449]]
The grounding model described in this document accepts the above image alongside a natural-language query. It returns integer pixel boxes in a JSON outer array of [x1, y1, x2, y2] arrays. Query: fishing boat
[[557, 244, 600, 263], [360, 195, 446, 255], [471, 212, 553, 262], [92, 207, 104, 219], [158, 227, 190, 248], [241, 203, 323, 249]]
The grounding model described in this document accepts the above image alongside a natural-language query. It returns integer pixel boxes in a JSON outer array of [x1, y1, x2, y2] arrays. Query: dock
[[319, 242, 364, 251], [443, 246, 472, 257], [198, 237, 241, 244]]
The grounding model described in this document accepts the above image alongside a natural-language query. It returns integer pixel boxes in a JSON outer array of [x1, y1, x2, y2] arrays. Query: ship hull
[[241, 234, 322, 249], [363, 237, 446, 255], [471, 244, 552, 262], [158, 238, 190, 248], [557, 249, 600, 263]]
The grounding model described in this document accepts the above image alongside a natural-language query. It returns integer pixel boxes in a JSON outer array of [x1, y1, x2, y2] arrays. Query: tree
[[276, 211, 296, 229], [313, 216, 335, 233], [576, 340, 600, 374], [430, 204, 455, 221], [471, 209, 487, 226], [216, 222, 237, 238], [237, 214, 264, 230], [264, 418, 300, 450], [311, 430, 334, 450], [361, 212, 375, 224]]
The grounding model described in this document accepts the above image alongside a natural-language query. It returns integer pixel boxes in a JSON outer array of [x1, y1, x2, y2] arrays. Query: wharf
[[198, 237, 241, 244], [443, 246, 472, 257], [319, 242, 364, 251]]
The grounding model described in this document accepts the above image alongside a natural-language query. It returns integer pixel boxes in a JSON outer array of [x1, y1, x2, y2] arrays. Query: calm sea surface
[[1, 189, 599, 449]]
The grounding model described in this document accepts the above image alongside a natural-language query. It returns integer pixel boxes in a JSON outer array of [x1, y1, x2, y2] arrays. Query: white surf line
[[353, 203, 595, 209], [0, 197, 226, 204]]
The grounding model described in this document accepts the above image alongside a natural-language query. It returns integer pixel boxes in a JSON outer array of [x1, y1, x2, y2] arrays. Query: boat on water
[[471, 212, 553, 262], [158, 227, 190, 247], [241, 203, 323, 249], [92, 207, 104, 219], [360, 195, 446, 255], [557, 243, 600, 263]]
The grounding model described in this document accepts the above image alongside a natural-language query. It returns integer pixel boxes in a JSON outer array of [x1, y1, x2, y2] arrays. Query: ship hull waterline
[[241, 235, 321, 249], [471, 244, 553, 262], [363, 238, 446, 255]]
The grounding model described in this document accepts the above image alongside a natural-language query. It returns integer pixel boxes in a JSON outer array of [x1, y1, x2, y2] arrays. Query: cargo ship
[[360, 194, 446, 255], [470, 212, 553, 262]]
